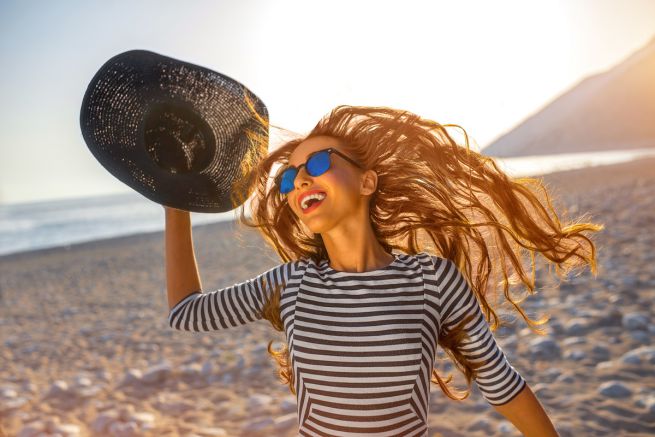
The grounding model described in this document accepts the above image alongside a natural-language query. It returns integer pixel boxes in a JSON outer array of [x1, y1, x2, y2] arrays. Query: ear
[[360, 169, 378, 196]]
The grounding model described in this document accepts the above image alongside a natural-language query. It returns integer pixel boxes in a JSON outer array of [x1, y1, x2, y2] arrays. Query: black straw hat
[[79, 49, 268, 213]]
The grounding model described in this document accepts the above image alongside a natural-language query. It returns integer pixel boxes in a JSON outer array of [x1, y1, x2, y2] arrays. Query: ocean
[[2, 148, 654, 257]]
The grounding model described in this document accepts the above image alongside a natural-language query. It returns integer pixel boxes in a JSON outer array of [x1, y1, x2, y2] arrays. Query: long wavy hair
[[230, 100, 604, 401]]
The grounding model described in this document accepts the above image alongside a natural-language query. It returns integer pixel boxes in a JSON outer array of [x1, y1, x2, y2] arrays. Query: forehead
[[288, 136, 344, 166]]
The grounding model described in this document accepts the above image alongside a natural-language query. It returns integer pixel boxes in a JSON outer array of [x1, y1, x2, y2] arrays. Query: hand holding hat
[[80, 50, 269, 213]]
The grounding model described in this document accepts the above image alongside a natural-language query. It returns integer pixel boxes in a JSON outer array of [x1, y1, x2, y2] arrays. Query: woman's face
[[283, 136, 370, 233]]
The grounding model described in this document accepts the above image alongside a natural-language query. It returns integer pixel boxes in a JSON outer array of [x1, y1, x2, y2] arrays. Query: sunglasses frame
[[275, 147, 364, 195]]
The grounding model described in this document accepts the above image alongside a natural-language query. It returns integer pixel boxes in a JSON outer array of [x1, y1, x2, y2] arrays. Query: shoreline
[[3, 155, 655, 263], [0, 217, 240, 263]]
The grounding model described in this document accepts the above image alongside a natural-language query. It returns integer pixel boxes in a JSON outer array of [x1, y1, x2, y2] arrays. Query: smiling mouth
[[301, 196, 326, 214]]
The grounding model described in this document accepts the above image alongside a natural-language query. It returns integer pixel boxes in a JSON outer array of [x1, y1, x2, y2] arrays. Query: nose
[[293, 165, 313, 190]]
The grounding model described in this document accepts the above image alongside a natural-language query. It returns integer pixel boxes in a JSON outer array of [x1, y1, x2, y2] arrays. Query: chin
[[303, 219, 332, 235]]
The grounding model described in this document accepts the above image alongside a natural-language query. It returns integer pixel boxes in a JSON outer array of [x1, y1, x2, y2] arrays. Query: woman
[[165, 105, 602, 436]]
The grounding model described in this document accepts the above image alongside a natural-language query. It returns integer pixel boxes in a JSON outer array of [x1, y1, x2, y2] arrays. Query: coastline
[[2, 155, 653, 262]]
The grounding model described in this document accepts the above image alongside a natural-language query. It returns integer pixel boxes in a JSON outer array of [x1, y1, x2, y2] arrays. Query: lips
[[297, 188, 327, 209], [301, 196, 326, 214]]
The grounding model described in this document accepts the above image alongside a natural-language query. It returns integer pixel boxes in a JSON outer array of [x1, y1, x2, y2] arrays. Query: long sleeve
[[431, 256, 527, 406], [167, 260, 297, 332]]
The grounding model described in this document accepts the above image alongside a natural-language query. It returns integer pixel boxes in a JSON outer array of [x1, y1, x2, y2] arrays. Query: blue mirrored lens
[[307, 150, 330, 176], [279, 150, 331, 194], [280, 168, 297, 194]]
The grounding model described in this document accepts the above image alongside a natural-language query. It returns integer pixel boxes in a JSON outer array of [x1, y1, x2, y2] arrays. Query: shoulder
[[417, 252, 454, 271], [418, 253, 465, 291], [255, 258, 306, 280], [281, 257, 311, 277], [264, 256, 323, 276]]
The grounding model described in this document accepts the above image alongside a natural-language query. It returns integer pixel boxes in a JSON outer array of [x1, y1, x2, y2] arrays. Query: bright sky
[[1, 0, 654, 205]]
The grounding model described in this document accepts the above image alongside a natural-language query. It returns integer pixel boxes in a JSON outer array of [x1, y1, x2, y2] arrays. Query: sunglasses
[[276, 147, 363, 195]]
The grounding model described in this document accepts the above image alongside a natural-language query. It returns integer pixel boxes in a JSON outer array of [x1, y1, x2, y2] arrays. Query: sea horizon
[[2, 147, 654, 258]]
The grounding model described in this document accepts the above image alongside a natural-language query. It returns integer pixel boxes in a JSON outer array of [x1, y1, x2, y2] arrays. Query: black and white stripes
[[430, 257, 527, 407], [168, 261, 295, 332], [168, 252, 526, 436]]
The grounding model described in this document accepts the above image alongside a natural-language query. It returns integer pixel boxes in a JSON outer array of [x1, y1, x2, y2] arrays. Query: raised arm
[[164, 206, 297, 332], [431, 256, 527, 406], [165, 206, 202, 311], [167, 260, 296, 331]]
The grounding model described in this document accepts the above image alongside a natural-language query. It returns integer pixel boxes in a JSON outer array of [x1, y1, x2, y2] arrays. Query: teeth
[[301, 192, 326, 210]]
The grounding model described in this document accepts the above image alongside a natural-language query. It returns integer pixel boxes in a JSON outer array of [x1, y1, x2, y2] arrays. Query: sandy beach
[[1, 157, 654, 437]]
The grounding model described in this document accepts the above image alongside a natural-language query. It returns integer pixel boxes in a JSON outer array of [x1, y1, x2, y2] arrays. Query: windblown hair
[[230, 101, 604, 401]]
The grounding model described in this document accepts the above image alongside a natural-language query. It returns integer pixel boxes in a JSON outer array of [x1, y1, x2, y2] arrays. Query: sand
[[1, 157, 654, 436]]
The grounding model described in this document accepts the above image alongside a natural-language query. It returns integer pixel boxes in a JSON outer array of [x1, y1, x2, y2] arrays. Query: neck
[[319, 207, 393, 273]]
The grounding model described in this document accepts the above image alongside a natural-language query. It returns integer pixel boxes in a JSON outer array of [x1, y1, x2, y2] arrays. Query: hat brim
[[80, 49, 269, 213]]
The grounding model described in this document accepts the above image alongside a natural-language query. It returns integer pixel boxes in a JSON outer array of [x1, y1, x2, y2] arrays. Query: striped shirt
[[168, 252, 527, 436]]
